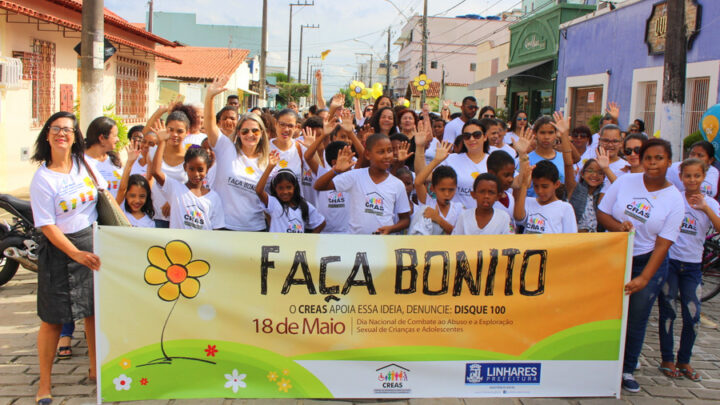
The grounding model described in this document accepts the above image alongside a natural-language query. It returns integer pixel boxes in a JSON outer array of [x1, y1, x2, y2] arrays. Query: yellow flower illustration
[[277, 378, 292, 392], [144, 240, 210, 301], [471, 171, 479, 179], [282, 369, 290, 375], [120, 358, 131, 370], [413, 74, 432, 92], [245, 167, 255, 175], [278, 160, 288, 168], [349, 81, 366, 98], [267, 371, 278, 381]]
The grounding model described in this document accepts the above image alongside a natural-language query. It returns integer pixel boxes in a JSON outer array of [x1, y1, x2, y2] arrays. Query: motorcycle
[[0, 193, 38, 286]]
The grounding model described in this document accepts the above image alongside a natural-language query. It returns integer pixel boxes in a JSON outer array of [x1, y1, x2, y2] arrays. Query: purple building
[[555, 0, 718, 138]]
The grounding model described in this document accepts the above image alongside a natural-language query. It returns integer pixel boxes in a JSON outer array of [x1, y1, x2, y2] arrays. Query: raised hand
[[512, 126, 534, 156], [422, 103, 430, 114], [596, 146, 610, 169], [315, 70, 322, 80], [606, 102, 620, 119], [330, 93, 345, 109], [397, 141, 414, 162], [151, 120, 169, 142], [334, 145, 355, 172], [442, 100, 450, 109], [551, 111, 571, 135], [340, 109, 354, 132], [125, 142, 141, 163], [688, 193, 707, 211], [207, 76, 228, 97], [299, 127, 316, 148], [268, 149, 280, 167], [452, 101, 462, 108], [433, 141, 453, 163], [423, 206, 440, 221]]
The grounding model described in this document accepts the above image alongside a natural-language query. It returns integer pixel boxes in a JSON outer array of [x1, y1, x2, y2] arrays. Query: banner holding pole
[[95, 228, 631, 402]]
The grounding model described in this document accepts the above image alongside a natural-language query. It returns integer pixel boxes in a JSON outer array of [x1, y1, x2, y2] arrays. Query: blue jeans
[[623, 252, 669, 374], [658, 259, 702, 364], [60, 322, 75, 338], [154, 219, 170, 228]]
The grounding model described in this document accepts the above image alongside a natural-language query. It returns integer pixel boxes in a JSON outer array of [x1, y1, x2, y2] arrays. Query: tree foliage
[[276, 82, 310, 105], [269, 72, 293, 83]]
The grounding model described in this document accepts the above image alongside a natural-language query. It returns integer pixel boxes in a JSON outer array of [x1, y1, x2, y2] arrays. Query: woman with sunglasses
[[203, 78, 270, 231], [505, 110, 528, 145], [437, 118, 490, 209], [621, 134, 646, 174]]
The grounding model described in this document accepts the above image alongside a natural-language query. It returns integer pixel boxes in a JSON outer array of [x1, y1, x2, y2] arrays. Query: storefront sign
[[95, 227, 631, 401], [523, 34, 547, 51], [588, 92, 596, 103], [645, 0, 701, 55]]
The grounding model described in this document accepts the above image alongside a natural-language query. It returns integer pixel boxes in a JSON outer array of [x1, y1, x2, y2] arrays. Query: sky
[[106, 0, 523, 95]]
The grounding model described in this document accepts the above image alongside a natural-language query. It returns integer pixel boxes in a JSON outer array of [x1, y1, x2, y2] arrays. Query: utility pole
[[385, 26, 391, 97], [298, 24, 319, 84], [80, 0, 104, 133], [259, 0, 267, 106], [659, 0, 686, 160], [147, 0, 154, 32], [420, 0, 428, 104], [356, 53, 373, 84], [287, 1, 314, 80], [306, 55, 319, 84]]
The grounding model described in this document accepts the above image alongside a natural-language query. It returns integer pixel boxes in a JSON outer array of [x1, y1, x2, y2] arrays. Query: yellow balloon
[[703, 115, 719, 142]]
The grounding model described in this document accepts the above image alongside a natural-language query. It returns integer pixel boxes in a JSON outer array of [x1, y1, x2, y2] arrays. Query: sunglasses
[[240, 128, 261, 135], [462, 131, 484, 140], [483, 114, 496, 119], [517, 117, 528, 121], [570, 133, 589, 138], [623, 147, 641, 155]]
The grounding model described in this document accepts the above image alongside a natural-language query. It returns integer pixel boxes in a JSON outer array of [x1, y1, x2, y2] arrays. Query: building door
[[571, 87, 603, 128], [513, 92, 529, 115]]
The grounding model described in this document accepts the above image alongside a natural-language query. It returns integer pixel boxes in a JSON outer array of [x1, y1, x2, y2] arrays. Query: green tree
[[337, 87, 354, 108], [269, 72, 293, 83], [276, 82, 310, 105]]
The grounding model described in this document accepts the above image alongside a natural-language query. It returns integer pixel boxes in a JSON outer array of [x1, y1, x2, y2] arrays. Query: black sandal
[[56, 346, 72, 360]]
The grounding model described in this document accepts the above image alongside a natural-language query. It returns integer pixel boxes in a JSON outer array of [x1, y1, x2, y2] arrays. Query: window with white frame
[[640, 81, 657, 136], [685, 77, 710, 137]]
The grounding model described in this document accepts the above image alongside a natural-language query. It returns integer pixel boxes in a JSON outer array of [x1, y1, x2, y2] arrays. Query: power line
[[433, 0, 468, 17]]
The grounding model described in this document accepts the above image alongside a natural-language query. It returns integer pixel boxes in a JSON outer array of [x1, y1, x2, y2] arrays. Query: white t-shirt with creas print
[[442, 117, 464, 144], [439, 152, 488, 209], [667, 161, 720, 198], [159, 177, 225, 230], [332, 168, 411, 234], [264, 195, 325, 233], [316, 165, 350, 233], [417, 198, 464, 235], [598, 173, 684, 256], [30, 159, 108, 234], [519, 198, 578, 234], [452, 208, 514, 235], [84, 155, 122, 198], [669, 195, 720, 263]]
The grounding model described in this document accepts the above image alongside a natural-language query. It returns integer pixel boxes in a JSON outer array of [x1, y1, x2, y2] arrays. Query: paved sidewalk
[[2, 268, 720, 405]]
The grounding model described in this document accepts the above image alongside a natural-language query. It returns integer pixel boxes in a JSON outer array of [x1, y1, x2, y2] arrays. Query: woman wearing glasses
[[505, 110, 528, 145], [436, 119, 490, 209], [29, 112, 107, 404], [621, 134, 646, 175], [204, 79, 271, 231]]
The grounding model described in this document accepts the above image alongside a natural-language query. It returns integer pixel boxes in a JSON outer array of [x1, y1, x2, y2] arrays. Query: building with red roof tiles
[[0, 0, 178, 192], [155, 46, 260, 112]]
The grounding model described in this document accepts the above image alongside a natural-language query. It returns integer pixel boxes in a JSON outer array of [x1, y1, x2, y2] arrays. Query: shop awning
[[467, 58, 553, 90]]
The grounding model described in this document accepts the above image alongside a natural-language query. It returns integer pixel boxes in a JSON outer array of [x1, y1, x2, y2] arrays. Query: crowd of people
[[28, 73, 719, 402]]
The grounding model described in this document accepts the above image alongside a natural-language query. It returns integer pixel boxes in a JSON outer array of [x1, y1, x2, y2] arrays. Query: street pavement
[[2, 267, 720, 405]]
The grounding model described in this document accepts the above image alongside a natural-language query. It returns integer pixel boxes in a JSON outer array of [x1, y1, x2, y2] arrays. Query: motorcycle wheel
[[0, 248, 19, 286]]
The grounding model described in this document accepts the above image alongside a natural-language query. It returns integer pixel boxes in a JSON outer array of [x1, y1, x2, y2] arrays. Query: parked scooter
[[0, 194, 38, 286]]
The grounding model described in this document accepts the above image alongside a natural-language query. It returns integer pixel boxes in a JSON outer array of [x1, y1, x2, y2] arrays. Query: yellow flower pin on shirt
[[413, 74, 432, 92]]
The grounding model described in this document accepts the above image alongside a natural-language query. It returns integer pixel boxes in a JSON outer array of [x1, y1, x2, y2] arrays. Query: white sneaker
[[700, 313, 718, 329]]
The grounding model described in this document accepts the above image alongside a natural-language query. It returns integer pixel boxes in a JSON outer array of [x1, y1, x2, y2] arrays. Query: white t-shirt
[[604, 157, 629, 189], [160, 177, 225, 230], [440, 153, 488, 209], [121, 206, 155, 228], [30, 159, 108, 234], [418, 198, 464, 235], [573, 147, 596, 178], [315, 165, 350, 233], [520, 198, 578, 234], [667, 161, 719, 198], [85, 154, 122, 198], [151, 160, 186, 221], [598, 173, 684, 256], [204, 164, 217, 190], [212, 135, 266, 231], [424, 137, 441, 165], [494, 189, 516, 231], [129, 159, 148, 178], [270, 139, 315, 204], [489, 144, 517, 159], [333, 168, 411, 234], [452, 208, 514, 235], [442, 117, 464, 144], [504, 131, 520, 145], [183, 133, 207, 148], [264, 195, 324, 233], [669, 195, 720, 263]]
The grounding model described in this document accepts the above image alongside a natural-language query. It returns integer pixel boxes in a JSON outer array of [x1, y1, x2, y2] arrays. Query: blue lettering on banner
[[465, 363, 541, 384]]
